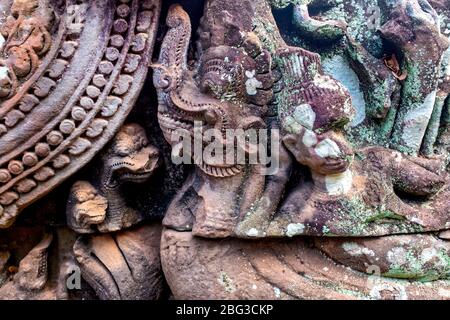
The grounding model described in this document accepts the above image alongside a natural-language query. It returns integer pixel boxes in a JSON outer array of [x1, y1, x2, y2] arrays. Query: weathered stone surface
[[0, 228, 85, 300], [155, 0, 450, 299], [66, 123, 161, 234], [0, 0, 161, 228]]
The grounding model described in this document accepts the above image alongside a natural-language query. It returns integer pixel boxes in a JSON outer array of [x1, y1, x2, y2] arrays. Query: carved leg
[[73, 223, 165, 300]]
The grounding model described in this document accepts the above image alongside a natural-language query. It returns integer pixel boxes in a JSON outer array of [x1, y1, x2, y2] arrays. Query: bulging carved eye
[[140, 137, 149, 148]]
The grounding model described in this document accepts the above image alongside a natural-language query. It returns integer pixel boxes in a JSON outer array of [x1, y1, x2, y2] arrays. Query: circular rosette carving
[[0, 0, 161, 228]]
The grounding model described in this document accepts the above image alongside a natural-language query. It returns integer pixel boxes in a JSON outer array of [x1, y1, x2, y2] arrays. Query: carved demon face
[[0, 65, 12, 98], [71, 180, 108, 226], [103, 124, 160, 188]]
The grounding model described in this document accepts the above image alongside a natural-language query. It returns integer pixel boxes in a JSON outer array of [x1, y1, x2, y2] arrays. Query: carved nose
[[144, 150, 160, 171]]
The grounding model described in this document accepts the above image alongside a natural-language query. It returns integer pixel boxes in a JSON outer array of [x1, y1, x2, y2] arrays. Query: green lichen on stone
[[252, 17, 280, 55], [365, 79, 389, 117], [422, 95, 447, 155], [401, 63, 422, 105]]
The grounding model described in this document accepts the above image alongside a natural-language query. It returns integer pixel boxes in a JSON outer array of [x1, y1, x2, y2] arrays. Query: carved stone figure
[[0, 228, 82, 300], [1, 0, 450, 301], [74, 223, 165, 300], [66, 122, 165, 300], [158, 0, 450, 300], [0, 0, 164, 301]]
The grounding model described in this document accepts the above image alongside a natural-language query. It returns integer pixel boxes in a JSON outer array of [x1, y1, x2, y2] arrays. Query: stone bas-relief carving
[[0, 0, 53, 99], [2, 0, 450, 300], [68, 123, 165, 300], [157, 0, 450, 299], [74, 223, 165, 300], [67, 123, 160, 234], [0, 123, 166, 300]]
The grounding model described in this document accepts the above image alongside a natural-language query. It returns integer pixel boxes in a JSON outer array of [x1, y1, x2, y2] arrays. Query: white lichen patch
[[314, 138, 341, 158], [410, 217, 423, 225], [386, 247, 407, 266], [293, 103, 316, 130], [313, 74, 340, 91], [420, 247, 437, 263], [393, 152, 403, 163], [441, 47, 450, 79], [342, 242, 375, 257], [286, 223, 305, 237], [323, 55, 366, 126], [400, 90, 437, 152], [245, 70, 262, 95], [302, 129, 318, 147], [283, 116, 302, 134], [370, 283, 408, 300], [438, 288, 450, 298], [246, 228, 260, 237], [325, 169, 353, 196]]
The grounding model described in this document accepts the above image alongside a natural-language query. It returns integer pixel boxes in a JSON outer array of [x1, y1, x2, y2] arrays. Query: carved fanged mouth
[[115, 157, 161, 184]]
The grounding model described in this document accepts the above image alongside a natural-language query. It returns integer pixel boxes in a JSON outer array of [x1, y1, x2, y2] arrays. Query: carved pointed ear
[[158, 4, 192, 71], [282, 134, 302, 160]]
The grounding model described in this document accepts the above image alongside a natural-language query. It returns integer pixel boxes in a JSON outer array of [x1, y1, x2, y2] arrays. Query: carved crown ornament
[[0, 0, 161, 228]]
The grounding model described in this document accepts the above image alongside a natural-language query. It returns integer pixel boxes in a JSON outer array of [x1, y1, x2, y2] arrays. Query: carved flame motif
[[153, 4, 273, 178]]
